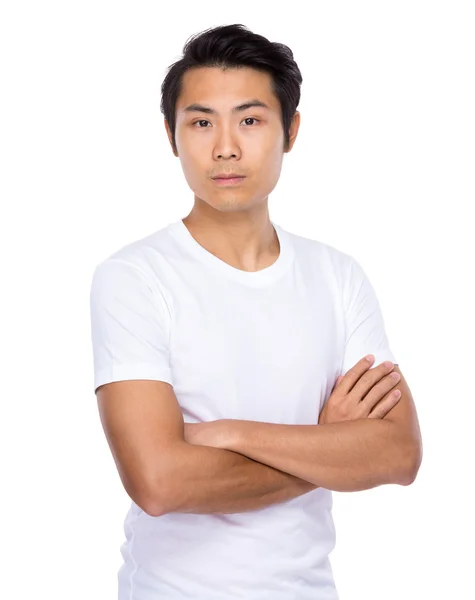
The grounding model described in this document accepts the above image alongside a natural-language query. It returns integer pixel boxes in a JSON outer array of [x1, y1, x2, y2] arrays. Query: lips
[[212, 175, 246, 184]]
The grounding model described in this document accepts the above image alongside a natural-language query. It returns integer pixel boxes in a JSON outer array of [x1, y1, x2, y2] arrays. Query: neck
[[182, 203, 280, 272]]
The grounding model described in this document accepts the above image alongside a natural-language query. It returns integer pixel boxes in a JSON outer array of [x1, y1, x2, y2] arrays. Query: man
[[90, 24, 422, 600]]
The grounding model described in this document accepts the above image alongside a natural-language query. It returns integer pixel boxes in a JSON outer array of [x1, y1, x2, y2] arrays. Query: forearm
[[223, 418, 416, 492], [155, 441, 318, 516]]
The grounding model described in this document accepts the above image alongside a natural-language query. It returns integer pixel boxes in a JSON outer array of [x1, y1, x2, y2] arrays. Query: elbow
[[137, 483, 165, 516], [129, 482, 167, 517], [403, 458, 423, 486], [142, 441, 189, 517], [141, 475, 175, 517], [140, 483, 170, 517], [400, 441, 423, 486], [143, 500, 166, 518]]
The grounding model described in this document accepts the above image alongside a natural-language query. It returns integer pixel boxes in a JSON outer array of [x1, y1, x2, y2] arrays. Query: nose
[[213, 125, 241, 160]]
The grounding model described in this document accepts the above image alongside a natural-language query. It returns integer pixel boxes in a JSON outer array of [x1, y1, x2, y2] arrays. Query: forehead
[[176, 67, 279, 114]]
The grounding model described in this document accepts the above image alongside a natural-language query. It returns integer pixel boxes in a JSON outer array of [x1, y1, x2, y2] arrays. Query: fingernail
[[365, 354, 374, 362]]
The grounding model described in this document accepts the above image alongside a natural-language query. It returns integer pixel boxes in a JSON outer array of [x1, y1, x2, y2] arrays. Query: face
[[165, 66, 300, 215]]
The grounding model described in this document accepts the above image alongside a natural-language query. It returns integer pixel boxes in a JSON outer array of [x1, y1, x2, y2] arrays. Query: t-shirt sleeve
[[340, 256, 398, 375], [89, 258, 173, 393]]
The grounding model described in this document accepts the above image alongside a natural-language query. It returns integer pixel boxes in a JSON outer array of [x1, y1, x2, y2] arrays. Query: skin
[[164, 66, 300, 272]]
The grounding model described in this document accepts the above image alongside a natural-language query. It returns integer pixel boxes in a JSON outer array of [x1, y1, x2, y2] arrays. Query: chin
[[193, 192, 242, 210]]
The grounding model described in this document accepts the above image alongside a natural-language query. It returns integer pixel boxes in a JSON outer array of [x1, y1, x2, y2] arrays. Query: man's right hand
[[318, 355, 402, 425]]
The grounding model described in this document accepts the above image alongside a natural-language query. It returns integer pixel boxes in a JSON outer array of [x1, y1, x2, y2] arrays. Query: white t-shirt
[[89, 218, 397, 600]]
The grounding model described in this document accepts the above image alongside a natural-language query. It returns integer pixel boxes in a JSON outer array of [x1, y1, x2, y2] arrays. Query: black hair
[[160, 24, 303, 154]]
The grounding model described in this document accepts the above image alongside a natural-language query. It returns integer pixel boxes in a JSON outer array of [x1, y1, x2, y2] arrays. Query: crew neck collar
[[167, 218, 294, 287]]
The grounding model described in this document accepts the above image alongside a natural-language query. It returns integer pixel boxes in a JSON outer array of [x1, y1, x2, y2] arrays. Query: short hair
[[160, 24, 303, 154]]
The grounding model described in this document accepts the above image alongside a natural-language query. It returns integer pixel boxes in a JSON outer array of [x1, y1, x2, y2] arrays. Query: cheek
[[255, 139, 284, 175], [177, 144, 207, 179], [253, 127, 284, 161]]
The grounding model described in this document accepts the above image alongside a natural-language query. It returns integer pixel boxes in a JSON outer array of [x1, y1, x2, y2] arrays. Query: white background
[[1, 1, 474, 599]]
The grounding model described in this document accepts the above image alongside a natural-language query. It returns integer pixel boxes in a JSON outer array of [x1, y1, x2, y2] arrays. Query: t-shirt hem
[[94, 363, 173, 393]]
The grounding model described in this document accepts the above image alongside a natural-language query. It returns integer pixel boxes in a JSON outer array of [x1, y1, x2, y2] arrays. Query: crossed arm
[[206, 415, 417, 493], [158, 366, 422, 515]]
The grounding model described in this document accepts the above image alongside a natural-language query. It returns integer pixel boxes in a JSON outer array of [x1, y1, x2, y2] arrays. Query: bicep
[[341, 256, 397, 375], [96, 379, 185, 516], [382, 365, 422, 441], [382, 365, 423, 479]]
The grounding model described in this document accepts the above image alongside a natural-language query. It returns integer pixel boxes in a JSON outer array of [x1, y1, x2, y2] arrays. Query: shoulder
[[90, 226, 177, 319], [280, 224, 356, 279], [95, 225, 172, 274], [90, 224, 178, 293]]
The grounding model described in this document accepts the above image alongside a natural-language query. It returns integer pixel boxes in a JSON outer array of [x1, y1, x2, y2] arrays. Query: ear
[[164, 119, 179, 157], [285, 111, 301, 153]]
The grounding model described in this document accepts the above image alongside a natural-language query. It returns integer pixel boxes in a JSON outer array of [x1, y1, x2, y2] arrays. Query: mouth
[[212, 176, 246, 186]]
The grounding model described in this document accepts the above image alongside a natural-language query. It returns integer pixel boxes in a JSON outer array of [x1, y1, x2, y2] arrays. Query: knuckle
[[387, 372, 400, 383], [359, 373, 373, 386]]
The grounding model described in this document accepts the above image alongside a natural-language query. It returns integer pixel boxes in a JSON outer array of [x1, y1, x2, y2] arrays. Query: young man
[[90, 24, 422, 600]]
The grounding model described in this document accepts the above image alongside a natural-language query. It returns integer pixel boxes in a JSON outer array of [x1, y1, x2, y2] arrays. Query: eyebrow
[[182, 99, 270, 115]]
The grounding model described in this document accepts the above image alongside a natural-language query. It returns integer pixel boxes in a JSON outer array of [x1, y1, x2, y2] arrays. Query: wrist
[[219, 419, 242, 452]]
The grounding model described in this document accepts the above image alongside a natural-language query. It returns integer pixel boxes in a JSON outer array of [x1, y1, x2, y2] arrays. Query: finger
[[337, 355, 375, 395], [334, 375, 344, 389], [350, 359, 395, 401], [360, 371, 401, 412], [367, 388, 402, 419]]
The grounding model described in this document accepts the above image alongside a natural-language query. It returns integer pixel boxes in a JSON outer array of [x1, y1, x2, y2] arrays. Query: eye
[[241, 117, 260, 126], [192, 117, 261, 128]]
